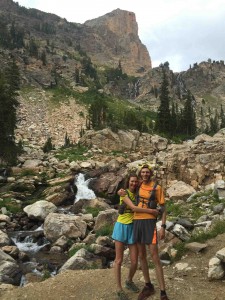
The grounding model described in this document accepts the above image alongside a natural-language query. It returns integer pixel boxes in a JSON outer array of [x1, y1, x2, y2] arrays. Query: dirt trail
[[1, 234, 225, 300]]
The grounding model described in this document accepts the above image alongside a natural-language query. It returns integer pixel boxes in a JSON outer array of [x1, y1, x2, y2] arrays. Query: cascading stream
[[74, 173, 96, 202]]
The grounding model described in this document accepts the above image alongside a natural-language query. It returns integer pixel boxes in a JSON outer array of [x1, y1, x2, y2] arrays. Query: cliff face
[[0, 1, 151, 77], [84, 9, 151, 75]]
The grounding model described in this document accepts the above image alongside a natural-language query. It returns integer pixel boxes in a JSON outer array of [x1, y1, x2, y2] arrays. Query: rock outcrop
[[84, 9, 151, 75]]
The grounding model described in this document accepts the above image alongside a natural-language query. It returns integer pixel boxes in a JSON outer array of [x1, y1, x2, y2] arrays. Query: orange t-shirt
[[134, 182, 165, 220]]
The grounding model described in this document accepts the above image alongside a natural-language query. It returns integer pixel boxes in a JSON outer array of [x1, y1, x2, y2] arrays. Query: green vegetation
[[166, 201, 183, 217], [0, 20, 24, 49], [85, 207, 104, 217], [41, 270, 51, 281], [190, 220, 225, 243], [173, 220, 225, 261], [55, 144, 89, 162], [155, 66, 197, 139], [69, 244, 94, 257], [0, 58, 21, 164], [42, 137, 55, 153], [83, 90, 156, 132], [173, 242, 188, 261], [20, 169, 37, 176], [49, 86, 79, 105], [0, 198, 22, 214], [95, 224, 114, 237]]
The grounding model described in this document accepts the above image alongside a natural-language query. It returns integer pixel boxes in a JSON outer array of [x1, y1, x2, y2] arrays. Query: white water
[[74, 173, 96, 203], [12, 236, 49, 254]]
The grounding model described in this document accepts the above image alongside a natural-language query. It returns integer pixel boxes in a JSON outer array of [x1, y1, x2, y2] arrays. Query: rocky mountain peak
[[84, 8, 151, 75], [85, 8, 138, 36]]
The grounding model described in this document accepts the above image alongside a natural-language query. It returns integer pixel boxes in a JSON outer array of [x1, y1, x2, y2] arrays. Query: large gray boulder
[[44, 213, 87, 242], [23, 200, 57, 220], [0, 250, 22, 285]]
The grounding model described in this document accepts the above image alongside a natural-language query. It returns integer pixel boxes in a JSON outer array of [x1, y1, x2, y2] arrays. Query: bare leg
[[114, 240, 125, 291], [149, 244, 165, 290], [127, 243, 138, 282], [137, 243, 151, 283]]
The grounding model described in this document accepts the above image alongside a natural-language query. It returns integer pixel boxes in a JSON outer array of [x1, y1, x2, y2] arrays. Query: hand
[[159, 227, 165, 240], [117, 189, 126, 196], [151, 209, 159, 217]]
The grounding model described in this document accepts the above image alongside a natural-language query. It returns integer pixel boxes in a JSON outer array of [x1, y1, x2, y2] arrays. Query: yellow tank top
[[117, 189, 136, 224]]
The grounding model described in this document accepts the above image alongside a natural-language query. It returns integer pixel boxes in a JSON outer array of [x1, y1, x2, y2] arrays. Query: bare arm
[[159, 205, 167, 240], [123, 196, 159, 217]]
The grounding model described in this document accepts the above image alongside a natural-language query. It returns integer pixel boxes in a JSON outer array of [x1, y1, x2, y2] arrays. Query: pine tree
[[42, 137, 54, 153], [220, 104, 225, 129], [40, 50, 47, 66], [200, 106, 205, 133], [155, 69, 171, 134], [170, 102, 178, 136], [0, 58, 20, 164], [182, 90, 196, 136], [88, 94, 107, 130], [210, 110, 219, 134], [64, 132, 71, 148]]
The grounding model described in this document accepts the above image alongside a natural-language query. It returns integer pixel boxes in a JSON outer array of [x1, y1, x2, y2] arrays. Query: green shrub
[[85, 207, 103, 217], [69, 244, 94, 257], [0, 198, 22, 213], [20, 169, 36, 176], [166, 201, 183, 217], [42, 137, 54, 153], [190, 220, 225, 243], [55, 144, 89, 162], [173, 242, 188, 261], [95, 224, 114, 237], [41, 270, 51, 281]]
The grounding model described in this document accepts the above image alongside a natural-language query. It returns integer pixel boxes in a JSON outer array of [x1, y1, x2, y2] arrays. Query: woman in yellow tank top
[[112, 173, 159, 300]]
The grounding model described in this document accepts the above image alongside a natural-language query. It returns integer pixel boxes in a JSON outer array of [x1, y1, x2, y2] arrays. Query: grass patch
[[148, 261, 155, 269], [49, 86, 79, 105], [55, 144, 90, 162], [173, 220, 225, 262], [41, 270, 51, 281], [190, 220, 225, 243], [0, 198, 22, 213], [166, 201, 183, 217], [173, 242, 188, 261], [69, 244, 94, 257], [95, 224, 114, 237], [85, 207, 103, 217], [20, 169, 37, 176]]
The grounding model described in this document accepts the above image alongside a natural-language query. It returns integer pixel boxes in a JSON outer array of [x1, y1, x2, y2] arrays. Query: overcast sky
[[16, 0, 225, 72]]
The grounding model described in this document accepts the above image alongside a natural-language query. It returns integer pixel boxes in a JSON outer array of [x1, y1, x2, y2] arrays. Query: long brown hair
[[124, 173, 139, 192]]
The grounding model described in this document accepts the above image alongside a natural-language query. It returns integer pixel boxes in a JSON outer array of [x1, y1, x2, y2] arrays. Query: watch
[[161, 224, 166, 229]]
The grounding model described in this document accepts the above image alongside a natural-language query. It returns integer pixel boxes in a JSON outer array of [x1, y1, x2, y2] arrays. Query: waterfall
[[11, 235, 50, 254], [74, 173, 96, 203]]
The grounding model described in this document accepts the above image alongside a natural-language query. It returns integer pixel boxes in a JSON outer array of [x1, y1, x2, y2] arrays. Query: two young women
[[112, 165, 169, 300]]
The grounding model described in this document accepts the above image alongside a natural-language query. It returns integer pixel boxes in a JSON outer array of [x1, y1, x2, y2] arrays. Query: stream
[[6, 173, 96, 285]]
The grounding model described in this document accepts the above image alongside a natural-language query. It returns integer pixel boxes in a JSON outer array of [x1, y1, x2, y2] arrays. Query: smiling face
[[140, 167, 151, 183], [128, 176, 138, 192]]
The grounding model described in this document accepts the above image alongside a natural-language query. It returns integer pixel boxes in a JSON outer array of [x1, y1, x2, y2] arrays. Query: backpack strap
[[149, 182, 158, 201], [135, 183, 141, 205]]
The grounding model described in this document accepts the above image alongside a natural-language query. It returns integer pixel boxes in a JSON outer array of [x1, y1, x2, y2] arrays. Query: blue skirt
[[112, 222, 135, 245]]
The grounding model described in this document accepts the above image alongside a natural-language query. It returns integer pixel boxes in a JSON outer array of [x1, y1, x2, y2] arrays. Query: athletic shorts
[[111, 222, 135, 245], [133, 219, 157, 244]]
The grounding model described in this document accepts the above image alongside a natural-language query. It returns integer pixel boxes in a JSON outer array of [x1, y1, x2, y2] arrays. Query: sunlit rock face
[[84, 9, 152, 76]]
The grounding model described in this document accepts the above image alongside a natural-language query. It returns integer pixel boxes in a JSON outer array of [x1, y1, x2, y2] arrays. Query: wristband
[[161, 224, 166, 229]]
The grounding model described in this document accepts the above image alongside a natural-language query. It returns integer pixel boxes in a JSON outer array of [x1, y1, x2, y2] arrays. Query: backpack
[[118, 189, 135, 215], [136, 182, 158, 209]]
